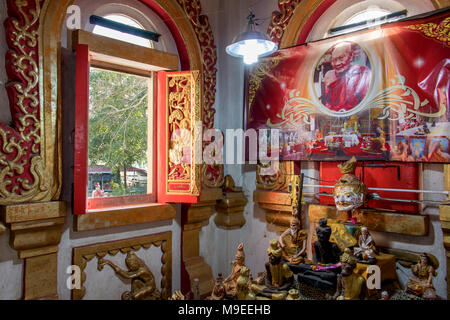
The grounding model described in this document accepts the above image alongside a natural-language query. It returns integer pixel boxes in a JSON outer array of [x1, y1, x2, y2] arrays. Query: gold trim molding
[[72, 232, 172, 300]]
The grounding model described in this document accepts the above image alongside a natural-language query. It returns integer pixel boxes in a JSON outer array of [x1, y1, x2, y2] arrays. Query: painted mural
[[247, 10, 450, 162]]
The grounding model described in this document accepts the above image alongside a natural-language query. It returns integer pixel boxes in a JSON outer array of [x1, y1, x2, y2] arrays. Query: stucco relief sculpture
[[405, 253, 438, 299], [98, 252, 161, 300], [251, 239, 295, 300]]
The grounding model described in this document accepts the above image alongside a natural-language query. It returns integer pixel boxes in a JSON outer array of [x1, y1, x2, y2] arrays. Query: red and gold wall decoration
[[248, 10, 450, 163]]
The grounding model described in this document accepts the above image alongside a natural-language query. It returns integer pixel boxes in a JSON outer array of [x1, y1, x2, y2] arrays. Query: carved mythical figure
[[278, 214, 307, 264], [405, 253, 438, 299], [327, 248, 366, 300], [251, 239, 295, 300], [223, 243, 247, 297], [354, 227, 377, 264], [333, 156, 367, 221], [224, 175, 242, 192], [98, 251, 161, 300]]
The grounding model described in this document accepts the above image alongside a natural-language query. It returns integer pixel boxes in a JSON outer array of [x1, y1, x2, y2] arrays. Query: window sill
[[75, 203, 176, 232]]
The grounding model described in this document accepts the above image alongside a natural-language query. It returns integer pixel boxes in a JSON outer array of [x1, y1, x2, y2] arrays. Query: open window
[[73, 29, 201, 215]]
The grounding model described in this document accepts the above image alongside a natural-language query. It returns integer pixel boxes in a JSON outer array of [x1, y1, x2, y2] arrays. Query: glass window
[[93, 14, 152, 48]]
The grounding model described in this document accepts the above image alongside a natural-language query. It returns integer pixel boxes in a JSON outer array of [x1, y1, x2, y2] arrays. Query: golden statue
[[223, 243, 247, 297], [251, 239, 295, 300], [170, 291, 186, 300], [224, 174, 242, 192], [286, 289, 302, 300], [327, 248, 366, 300], [235, 266, 255, 300], [405, 253, 438, 299], [333, 156, 367, 221], [98, 251, 161, 300], [278, 214, 307, 264]]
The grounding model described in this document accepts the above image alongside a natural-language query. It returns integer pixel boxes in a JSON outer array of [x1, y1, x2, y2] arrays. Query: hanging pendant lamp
[[226, 12, 278, 65]]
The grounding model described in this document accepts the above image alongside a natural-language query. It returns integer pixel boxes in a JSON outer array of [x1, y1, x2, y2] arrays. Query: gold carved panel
[[72, 232, 172, 300]]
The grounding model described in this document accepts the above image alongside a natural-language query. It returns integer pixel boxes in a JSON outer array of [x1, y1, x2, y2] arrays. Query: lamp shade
[[226, 29, 278, 65]]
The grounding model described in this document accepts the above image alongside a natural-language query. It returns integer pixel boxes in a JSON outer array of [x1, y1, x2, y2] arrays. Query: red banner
[[247, 10, 450, 162]]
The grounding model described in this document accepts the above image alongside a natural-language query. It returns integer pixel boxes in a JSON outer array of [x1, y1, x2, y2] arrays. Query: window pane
[[92, 14, 152, 48], [88, 68, 150, 200]]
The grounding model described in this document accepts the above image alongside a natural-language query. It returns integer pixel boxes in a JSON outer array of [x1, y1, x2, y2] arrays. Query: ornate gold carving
[[248, 58, 281, 115], [202, 164, 225, 188], [256, 161, 293, 191], [0, 0, 54, 205], [98, 251, 161, 300], [404, 17, 450, 46], [267, 0, 302, 44], [175, 0, 217, 130], [167, 71, 201, 196], [72, 232, 172, 300]]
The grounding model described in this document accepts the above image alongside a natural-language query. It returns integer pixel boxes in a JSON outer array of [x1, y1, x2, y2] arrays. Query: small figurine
[[236, 267, 255, 300], [170, 291, 186, 300], [327, 248, 366, 300], [207, 273, 226, 300], [98, 251, 160, 300], [223, 243, 247, 297], [278, 214, 307, 265], [333, 156, 367, 222], [286, 289, 301, 300], [224, 175, 242, 192], [354, 227, 377, 264], [380, 291, 389, 300], [251, 239, 295, 300], [405, 253, 438, 299]]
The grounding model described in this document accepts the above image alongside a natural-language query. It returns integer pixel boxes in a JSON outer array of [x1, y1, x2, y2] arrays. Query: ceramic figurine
[[327, 248, 366, 300], [223, 243, 247, 297], [333, 156, 367, 222], [207, 273, 226, 300], [278, 214, 307, 265], [236, 266, 255, 300], [286, 289, 301, 300], [380, 291, 389, 300], [251, 239, 295, 300], [405, 253, 438, 299], [354, 227, 377, 264]]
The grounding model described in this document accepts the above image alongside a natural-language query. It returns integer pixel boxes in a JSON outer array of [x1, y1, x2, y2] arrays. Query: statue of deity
[[327, 248, 366, 300], [278, 214, 307, 265], [223, 243, 247, 297], [405, 253, 438, 299], [251, 239, 295, 300], [333, 156, 367, 222], [98, 251, 160, 300], [354, 227, 377, 264]]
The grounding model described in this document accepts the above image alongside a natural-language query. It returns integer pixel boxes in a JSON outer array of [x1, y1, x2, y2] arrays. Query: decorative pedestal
[[181, 188, 222, 299], [253, 189, 293, 231], [215, 192, 248, 229], [0, 201, 66, 300]]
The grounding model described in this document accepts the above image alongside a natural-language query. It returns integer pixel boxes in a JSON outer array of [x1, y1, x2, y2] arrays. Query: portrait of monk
[[320, 42, 372, 112]]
